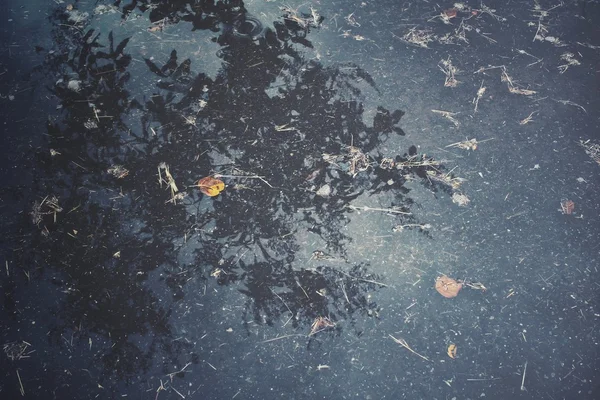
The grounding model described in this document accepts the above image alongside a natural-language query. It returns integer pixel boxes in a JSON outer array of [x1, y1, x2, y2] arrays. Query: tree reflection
[[12, 0, 458, 394]]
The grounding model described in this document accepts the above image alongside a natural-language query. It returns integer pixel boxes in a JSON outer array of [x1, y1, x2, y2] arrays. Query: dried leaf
[[447, 344, 457, 359], [443, 8, 458, 18], [197, 176, 225, 197], [560, 199, 574, 215], [435, 275, 463, 298]]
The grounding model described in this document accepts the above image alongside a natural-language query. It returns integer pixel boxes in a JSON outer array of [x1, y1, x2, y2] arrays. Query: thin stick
[[269, 287, 293, 318], [340, 280, 350, 304], [155, 380, 166, 400], [473, 80, 486, 113], [259, 334, 303, 344], [16, 370, 25, 396], [431, 109, 460, 127], [213, 174, 273, 188], [172, 386, 186, 399], [167, 362, 191, 380], [520, 361, 527, 391], [338, 270, 389, 287], [347, 205, 411, 215], [388, 335, 431, 362]]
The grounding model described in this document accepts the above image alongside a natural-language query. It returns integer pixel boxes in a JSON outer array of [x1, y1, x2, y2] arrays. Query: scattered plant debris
[[557, 52, 581, 74], [451, 192, 470, 206], [158, 163, 184, 204], [3, 341, 33, 361], [446, 138, 478, 151], [309, 317, 335, 336], [519, 111, 538, 125], [107, 164, 129, 179], [439, 57, 460, 87], [432, 109, 460, 127], [579, 140, 600, 165], [30, 196, 63, 226]]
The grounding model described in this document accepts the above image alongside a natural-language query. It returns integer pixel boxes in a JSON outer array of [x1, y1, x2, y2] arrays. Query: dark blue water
[[1, 1, 599, 399]]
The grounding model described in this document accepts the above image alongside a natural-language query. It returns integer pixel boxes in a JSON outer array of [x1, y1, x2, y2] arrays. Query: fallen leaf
[[444, 8, 457, 18], [197, 176, 225, 197], [435, 275, 463, 298], [447, 344, 457, 359], [560, 199, 574, 215]]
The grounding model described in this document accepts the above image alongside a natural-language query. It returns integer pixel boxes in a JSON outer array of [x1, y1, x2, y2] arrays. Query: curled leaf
[[447, 344, 457, 359], [197, 176, 225, 197]]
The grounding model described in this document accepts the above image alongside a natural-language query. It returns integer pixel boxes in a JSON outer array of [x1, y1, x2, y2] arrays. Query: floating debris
[[309, 317, 335, 336], [431, 109, 460, 127], [579, 140, 600, 165], [435, 275, 463, 298], [428, 170, 465, 190], [107, 164, 129, 179], [389, 335, 431, 362], [158, 163, 182, 204], [399, 27, 435, 48], [558, 52, 581, 74], [439, 57, 460, 87], [3, 341, 33, 361], [560, 199, 575, 215], [30, 196, 63, 226], [446, 138, 478, 151], [447, 344, 457, 359], [451, 192, 470, 206], [197, 176, 225, 197]]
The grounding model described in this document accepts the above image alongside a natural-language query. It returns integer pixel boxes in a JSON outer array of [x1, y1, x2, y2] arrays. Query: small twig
[[338, 270, 389, 288], [17, 370, 25, 396], [213, 174, 273, 188], [259, 334, 303, 344], [431, 109, 460, 127], [519, 111, 538, 125], [172, 386, 186, 399], [340, 280, 350, 304], [388, 335, 431, 362], [520, 361, 528, 391], [155, 380, 166, 400], [166, 362, 191, 381], [347, 205, 411, 215], [553, 99, 587, 114], [473, 80, 486, 113], [269, 287, 293, 322]]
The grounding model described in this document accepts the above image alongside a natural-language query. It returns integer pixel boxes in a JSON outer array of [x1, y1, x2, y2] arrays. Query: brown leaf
[[435, 275, 463, 298]]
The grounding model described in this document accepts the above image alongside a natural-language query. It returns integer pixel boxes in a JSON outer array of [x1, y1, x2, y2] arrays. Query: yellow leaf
[[447, 344, 457, 359], [197, 176, 225, 197]]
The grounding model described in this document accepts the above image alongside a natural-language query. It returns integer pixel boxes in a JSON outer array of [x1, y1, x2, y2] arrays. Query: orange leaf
[[435, 275, 463, 298], [447, 344, 457, 359], [197, 176, 225, 197]]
